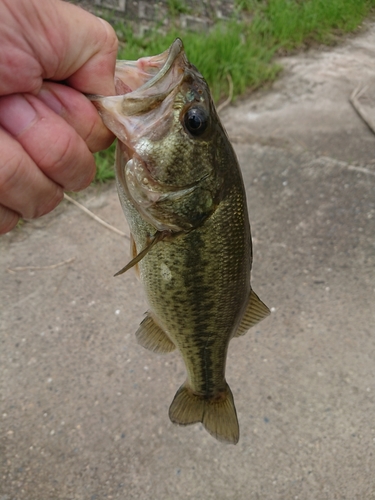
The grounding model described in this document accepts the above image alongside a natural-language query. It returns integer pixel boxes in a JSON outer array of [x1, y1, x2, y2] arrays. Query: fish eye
[[183, 107, 209, 136]]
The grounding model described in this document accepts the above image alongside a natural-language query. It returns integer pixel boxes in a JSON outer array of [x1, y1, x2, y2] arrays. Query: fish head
[[91, 39, 225, 232]]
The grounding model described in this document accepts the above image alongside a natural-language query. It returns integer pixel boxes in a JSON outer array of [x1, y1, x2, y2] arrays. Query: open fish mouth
[[89, 38, 189, 143], [114, 38, 187, 100], [89, 39, 214, 232]]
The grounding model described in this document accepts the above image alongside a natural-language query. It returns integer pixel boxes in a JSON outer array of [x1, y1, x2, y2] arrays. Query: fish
[[90, 39, 270, 444]]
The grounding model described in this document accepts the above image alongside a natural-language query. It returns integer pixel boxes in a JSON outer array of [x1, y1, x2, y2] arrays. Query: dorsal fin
[[135, 312, 176, 353], [235, 290, 270, 337]]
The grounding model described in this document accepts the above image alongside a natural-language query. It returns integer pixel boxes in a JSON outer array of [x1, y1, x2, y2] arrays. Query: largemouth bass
[[91, 39, 270, 444]]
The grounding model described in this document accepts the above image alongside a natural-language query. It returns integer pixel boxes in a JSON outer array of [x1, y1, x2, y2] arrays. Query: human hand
[[0, 0, 118, 234]]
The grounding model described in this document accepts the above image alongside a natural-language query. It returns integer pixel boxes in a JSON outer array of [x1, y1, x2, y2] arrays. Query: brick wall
[[73, 0, 235, 34]]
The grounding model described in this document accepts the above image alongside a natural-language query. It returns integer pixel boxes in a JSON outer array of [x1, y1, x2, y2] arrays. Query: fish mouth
[[89, 38, 188, 142], [114, 38, 186, 101], [90, 39, 211, 232]]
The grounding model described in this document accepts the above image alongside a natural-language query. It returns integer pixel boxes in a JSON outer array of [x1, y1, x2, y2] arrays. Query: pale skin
[[0, 0, 119, 234]]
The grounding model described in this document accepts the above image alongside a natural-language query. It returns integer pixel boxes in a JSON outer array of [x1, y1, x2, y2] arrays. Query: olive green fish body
[[139, 172, 251, 397], [91, 39, 270, 444]]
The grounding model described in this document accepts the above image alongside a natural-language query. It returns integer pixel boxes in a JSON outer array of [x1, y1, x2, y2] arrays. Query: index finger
[[1, 0, 118, 96]]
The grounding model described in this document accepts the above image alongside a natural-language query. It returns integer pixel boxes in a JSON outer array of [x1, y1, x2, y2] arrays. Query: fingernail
[[38, 88, 63, 115], [0, 94, 37, 137]]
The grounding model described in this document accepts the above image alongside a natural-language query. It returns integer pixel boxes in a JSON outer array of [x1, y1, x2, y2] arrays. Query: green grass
[[94, 0, 375, 182], [257, 0, 373, 48], [166, 0, 191, 16], [93, 142, 116, 183], [115, 22, 279, 102]]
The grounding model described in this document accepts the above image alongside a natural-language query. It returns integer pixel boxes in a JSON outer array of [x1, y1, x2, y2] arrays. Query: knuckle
[[0, 138, 63, 219], [0, 207, 19, 235], [38, 131, 73, 166], [36, 131, 94, 190], [35, 188, 64, 218], [100, 19, 118, 56], [50, 133, 75, 171], [84, 118, 114, 153], [0, 147, 25, 194], [83, 117, 98, 150]]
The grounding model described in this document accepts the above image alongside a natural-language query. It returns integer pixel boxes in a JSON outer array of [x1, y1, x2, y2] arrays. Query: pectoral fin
[[235, 289, 271, 337], [135, 312, 176, 353], [126, 233, 140, 278], [114, 231, 164, 277]]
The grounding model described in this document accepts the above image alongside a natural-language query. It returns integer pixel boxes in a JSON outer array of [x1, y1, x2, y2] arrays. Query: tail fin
[[168, 383, 239, 444]]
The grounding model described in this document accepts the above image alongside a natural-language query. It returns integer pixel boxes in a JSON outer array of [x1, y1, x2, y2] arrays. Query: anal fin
[[135, 312, 176, 354], [235, 289, 271, 337], [169, 383, 239, 445]]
